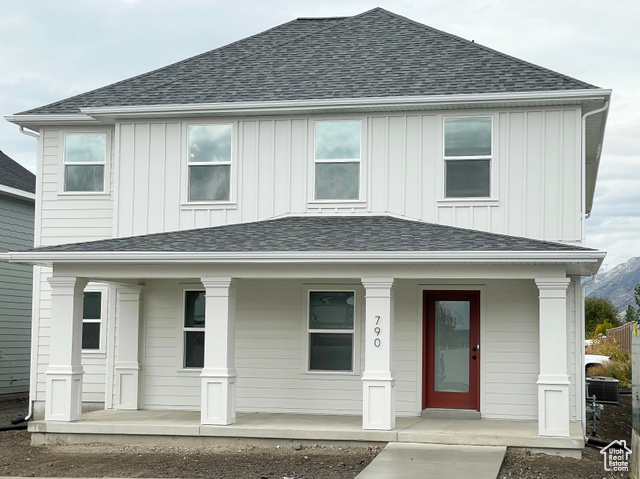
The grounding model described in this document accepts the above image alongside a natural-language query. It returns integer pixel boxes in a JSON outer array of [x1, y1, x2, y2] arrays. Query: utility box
[[587, 376, 620, 404]]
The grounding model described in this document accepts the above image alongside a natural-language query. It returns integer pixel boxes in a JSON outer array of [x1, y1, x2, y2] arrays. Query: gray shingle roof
[[27, 216, 593, 254], [0, 150, 36, 194], [19, 8, 596, 115]]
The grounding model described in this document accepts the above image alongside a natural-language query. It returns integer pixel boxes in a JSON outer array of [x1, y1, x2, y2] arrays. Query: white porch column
[[46, 276, 88, 421], [114, 285, 143, 410], [535, 278, 571, 437], [361, 278, 395, 430], [200, 278, 236, 425]]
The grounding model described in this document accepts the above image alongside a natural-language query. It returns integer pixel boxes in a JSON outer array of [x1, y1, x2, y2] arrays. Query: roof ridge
[[376, 8, 597, 89], [18, 15, 359, 115]]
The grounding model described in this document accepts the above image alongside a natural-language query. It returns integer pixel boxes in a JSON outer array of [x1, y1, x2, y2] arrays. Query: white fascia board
[[4, 114, 101, 128], [0, 250, 606, 270], [78, 89, 612, 120], [0, 184, 35, 201]]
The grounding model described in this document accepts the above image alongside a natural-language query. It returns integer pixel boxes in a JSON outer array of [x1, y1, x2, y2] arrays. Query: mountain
[[586, 257, 640, 313]]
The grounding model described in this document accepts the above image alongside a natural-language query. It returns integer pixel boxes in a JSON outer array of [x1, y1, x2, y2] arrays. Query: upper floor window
[[188, 124, 232, 202], [314, 120, 361, 201], [64, 133, 106, 192], [444, 117, 492, 198]]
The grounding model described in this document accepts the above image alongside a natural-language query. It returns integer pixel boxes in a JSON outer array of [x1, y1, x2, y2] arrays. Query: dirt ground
[[0, 394, 633, 478]]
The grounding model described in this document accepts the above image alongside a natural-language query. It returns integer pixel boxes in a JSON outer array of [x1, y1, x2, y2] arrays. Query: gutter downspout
[[581, 274, 598, 439], [14, 125, 40, 424], [581, 101, 609, 242]]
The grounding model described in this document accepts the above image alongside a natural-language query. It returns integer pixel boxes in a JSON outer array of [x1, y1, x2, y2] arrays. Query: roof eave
[[6, 89, 611, 127], [0, 250, 606, 275], [0, 184, 35, 201]]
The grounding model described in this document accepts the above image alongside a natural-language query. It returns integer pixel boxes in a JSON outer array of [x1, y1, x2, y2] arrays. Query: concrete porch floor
[[28, 409, 584, 455]]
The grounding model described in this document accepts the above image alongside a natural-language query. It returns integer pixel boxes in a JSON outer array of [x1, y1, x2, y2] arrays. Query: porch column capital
[[48, 275, 89, 292], [361, 278, 394, 294], [201, 277, 235, 292], [535, 278, 571, 297], [116, 284, 144, 301]]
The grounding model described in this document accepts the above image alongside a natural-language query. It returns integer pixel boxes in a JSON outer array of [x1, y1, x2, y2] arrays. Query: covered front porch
[[29, 408, 584, 456]]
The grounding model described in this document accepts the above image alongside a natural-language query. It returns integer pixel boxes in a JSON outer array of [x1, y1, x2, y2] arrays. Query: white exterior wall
[[137, 279, 543, 419], [112, 108, 582, 244]]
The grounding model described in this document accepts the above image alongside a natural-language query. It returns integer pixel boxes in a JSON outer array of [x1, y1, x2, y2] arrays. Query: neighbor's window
[[183, 291, 205, 368], [188, 124, 232, 202], [444, 117, 492, 198], [82, 291, 102, 350], [308, 291, 355, 371], [314, 120, 361, 200], [64, 133, 107, 192]]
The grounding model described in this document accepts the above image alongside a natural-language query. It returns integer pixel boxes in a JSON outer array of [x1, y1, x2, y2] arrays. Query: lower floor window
[[82, 291, 102, 350], [308, 291, 355, 371], [184, 291, 205, 368]]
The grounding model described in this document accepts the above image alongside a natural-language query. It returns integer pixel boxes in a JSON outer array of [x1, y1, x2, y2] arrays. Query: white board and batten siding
[[0, 194, 34, 396], [113, 107, 582, 245]]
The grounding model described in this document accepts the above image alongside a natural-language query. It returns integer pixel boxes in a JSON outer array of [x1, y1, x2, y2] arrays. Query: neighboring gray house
[[0, 150, 35, 397]]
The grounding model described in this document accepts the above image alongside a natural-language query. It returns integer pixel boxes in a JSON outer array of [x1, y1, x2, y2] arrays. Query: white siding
[[0, 194, 34, 395], [114, 107, 582, 244], [139, 279, 540, 419]]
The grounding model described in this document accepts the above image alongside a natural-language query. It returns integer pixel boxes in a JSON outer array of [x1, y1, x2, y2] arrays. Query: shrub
[[586, 338, 629, 362]]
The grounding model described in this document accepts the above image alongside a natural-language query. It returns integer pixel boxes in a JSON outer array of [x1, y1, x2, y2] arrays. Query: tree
[[625, 284, 640, 323], [585, 297, 620, 336]]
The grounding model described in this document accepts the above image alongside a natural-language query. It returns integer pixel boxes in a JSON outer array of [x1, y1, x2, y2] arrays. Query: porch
[[28, 409, 584, 456]]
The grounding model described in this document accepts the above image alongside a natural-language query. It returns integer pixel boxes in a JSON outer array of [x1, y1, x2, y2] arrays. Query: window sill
[[301, 370, 360, 377], [81, 350, 106, 358], [58, 191, 110, 198], [181, 202, 237, 210], [307, 200, 368, 209], [437, 198, 499, 207], [176, 368, 202, 374]]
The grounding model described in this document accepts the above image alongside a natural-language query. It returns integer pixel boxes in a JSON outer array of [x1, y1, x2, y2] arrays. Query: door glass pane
[[434, 300, 470, 393]]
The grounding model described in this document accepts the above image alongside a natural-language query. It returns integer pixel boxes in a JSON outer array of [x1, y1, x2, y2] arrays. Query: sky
[[0, 0, 638, 268]]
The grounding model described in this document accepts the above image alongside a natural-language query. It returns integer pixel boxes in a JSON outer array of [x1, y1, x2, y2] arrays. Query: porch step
[[355, 442, 506, 479], [421, 408, 481, 420]]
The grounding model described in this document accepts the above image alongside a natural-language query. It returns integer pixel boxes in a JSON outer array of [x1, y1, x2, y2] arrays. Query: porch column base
[[362, 373, 396, 430], [201, 369, 236, 425], [45, 368, 83, 422], [114, 363, 140, 410], [537, 374, 570, 437]]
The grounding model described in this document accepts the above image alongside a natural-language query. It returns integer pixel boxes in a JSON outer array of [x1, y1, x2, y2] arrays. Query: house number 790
[[374, 316, 381, 347]]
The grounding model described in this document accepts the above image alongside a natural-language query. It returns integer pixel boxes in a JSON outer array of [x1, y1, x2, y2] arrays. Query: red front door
[[423, 291, 480, 410]]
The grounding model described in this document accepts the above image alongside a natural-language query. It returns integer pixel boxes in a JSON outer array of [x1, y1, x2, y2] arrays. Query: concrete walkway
[[356, 442, 506, 479]]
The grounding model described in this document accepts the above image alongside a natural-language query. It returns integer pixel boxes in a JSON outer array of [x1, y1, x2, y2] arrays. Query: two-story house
[[2, 8, 610, 454]]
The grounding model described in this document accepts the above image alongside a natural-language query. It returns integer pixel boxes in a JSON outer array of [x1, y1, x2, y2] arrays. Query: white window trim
[[177, 288, 206, 372], [183, 122, 236, 206], [302, 285, 362, 376], [81, 283, 109, 355], [60, 130, 111, 196], [309, 119, 366, 204], [442, 115, 494, 200]]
